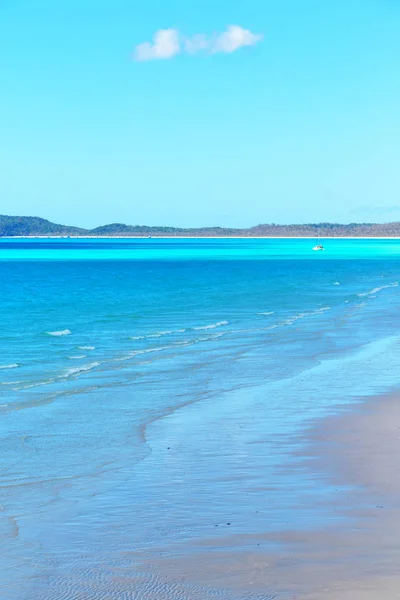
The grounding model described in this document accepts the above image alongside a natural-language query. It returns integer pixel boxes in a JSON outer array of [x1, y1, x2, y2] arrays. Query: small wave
[[333, 282, 340, 286], [192, 320, 229, 331], [130, 329, 185, 341], [232, 327, 264, 334], [13, 379, 56, 390], [148, 329, 186, 338], [357, 282, 398, 298], [132, 343, 189, 357], [0, 363, 18, 370], [64, 362, 100, 377], [69, 355, 87, 359], [279, 307, 331, 327], [46, 329, 71, 337], [130, 324, 227, 340], [13, 360, 100, 389], [78, 346, 95, 351], [117, 334, 226, 363], [208, 332, 225, 340], [115, 344, 184, 363]]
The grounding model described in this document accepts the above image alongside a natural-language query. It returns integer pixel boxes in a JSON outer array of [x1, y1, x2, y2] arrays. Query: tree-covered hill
[[0, 215, 86, 237], [2, 214, 400, 237]]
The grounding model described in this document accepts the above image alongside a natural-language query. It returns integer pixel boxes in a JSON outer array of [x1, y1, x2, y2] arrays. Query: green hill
[[1, 214, 400, 237], [0, 215, 86, 237]]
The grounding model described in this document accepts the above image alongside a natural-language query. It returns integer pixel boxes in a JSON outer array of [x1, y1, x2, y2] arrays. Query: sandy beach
[[135, 391, 400, 599], [303, 393, 400, 599]]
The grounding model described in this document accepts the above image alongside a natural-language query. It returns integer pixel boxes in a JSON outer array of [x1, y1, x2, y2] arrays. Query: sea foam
[[278, 307, 331, 327], [129, 323, 229, 342], [357, 282, 398, 297], [130, 329, 185, 341], [0, 363, 19, 370], [47, 329, 72, 337], [64, 362, 100, 377], [192, 321, 229, 331], [117, 334, 225, 363]]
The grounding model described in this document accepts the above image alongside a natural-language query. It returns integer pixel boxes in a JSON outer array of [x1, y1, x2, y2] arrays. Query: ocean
[[1, 237, 400, 599]]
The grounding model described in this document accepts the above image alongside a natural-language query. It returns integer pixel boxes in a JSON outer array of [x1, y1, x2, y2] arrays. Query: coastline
[[302, 391, 400, 598], [135, 390, 400, 599]]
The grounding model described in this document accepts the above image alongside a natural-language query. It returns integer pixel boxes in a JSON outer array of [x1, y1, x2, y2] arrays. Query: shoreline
[[298, 390, 400, 598], [136, 389, 400, 599]]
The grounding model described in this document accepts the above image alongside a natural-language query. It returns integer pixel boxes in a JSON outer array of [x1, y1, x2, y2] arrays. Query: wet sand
[[303, 393, 400, 599], [138, 392, 400, 599]]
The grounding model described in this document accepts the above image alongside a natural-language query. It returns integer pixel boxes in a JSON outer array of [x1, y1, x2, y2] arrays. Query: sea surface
[[1, 238, 400, 599]]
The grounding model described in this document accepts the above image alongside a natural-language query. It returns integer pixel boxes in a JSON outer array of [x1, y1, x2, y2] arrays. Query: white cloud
[[135, 29, 180, 61], [212, 25, 263, 54], [134, 25, 262, 62]]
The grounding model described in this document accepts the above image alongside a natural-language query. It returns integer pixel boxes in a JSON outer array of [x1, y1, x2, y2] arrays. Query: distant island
[[2, 214, 400, 237]]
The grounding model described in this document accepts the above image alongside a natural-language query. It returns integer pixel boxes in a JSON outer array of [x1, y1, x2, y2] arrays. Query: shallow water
[[1, 238, 400, 598]]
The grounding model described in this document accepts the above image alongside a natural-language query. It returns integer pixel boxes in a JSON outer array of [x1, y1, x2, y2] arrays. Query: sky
[[1, 0, 400, 228]]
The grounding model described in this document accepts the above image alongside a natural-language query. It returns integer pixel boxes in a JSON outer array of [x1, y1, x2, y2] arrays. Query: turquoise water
[[3, 236, 400, 261], [1, 238, 400, 599]]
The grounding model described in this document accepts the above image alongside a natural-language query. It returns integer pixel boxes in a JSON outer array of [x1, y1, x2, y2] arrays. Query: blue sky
[[1, 0, 400, 227]]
